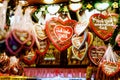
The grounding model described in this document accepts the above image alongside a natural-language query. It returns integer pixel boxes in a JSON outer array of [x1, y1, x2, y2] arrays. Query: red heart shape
[[36, 39, 50, 55], [89, 13, 118, 40], [88, 46, 107, 65], [23, 49, 37, 65], [102, 61, 120, 76], [46, 17, 77, 51]]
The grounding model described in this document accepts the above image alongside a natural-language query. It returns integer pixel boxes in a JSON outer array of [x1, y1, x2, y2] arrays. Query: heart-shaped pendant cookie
[[46, 17, 77, 51], [88, 46, 107, 65], [72, 31, 87, 49], [74, 21, 88, 35], [36, 38, 50, 55], [5, 33, 23, 55], [89, 13, 118, 40], [72, 42, 88, 61], [12, 29, 30, 44], [23, 48, 37, 65], [102, 61, 120, 76], [34, 24, 47, 40], [23, 34, 35, 50]]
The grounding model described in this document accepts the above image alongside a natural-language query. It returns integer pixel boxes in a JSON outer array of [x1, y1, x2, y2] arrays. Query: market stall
[[0, 0, 120, 80]]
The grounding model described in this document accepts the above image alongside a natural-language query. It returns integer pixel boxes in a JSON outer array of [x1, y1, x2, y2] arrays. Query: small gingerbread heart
[[72, 42, 88, 61], [72, 31, 87, 49], [12, 29, 30, 44], [88, 46, 107, 65], [102, 61, 120, 76]]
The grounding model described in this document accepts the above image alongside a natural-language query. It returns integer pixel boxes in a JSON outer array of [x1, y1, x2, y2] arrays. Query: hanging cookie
[[36, 38, 50, 55], [89, 13, 118, 40], [46, 17, 77, 51], [72, 31, 87, 49], [72, 42, 88, 61], [23, 48, 37, 65]]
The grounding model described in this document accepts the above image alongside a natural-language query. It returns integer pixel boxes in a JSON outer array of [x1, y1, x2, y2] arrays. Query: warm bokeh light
[[44, 0, 54, 4], [69, 2, 82, 12]]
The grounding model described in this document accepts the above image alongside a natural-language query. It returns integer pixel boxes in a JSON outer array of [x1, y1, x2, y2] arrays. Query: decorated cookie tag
[[88, 46, 106, 65], [46, 17, 77, 51], [89, 13, 118, 40], [23, 48, 37, 65], [12, 29, 30, 44], [72, 42, 88, 61], [74, 21, 88, 35], [5, 34, 23, 55], [72, 31, 87, 49], [36, 39, 50, 55], [34, 24, 47, 40], [102, 61, 119, 76]]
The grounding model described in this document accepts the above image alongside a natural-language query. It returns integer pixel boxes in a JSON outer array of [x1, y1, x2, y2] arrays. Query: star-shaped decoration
[[112, 2, 118, 8], [86, 3, 93, 9]]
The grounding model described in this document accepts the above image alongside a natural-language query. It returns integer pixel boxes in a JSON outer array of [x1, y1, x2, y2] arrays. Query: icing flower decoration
[[115, 33, 120, 47]]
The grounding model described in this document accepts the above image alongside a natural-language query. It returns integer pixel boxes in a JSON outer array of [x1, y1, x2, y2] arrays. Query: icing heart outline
[[72, 30, 87, 50], [12, 29, 30, 44], [36, 38, 50, 55], [89, 13, 118, 40], [102, 61, 120, 76], [72, 42, 88, 61], [5, 33, 23, 55], [46, 17, 77, 51], [88, 46, 107, 66], [23, 48, 37, 65]]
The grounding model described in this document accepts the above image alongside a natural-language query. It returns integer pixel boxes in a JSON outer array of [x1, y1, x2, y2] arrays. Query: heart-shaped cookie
[[89, 13, 118, 40], [72, 42, 88, 61], [36, 39, 50, 55], [74, 21, 88, 35], [88, 46, 107, 65], [102, 61, 120, 76], [34, 24, 47, 40], [5, 33, 23, 55], [72, 31, 87, 49], [46, 17, 77, 51], [12, 29, 30, 44], [23, 48, 37, 65]]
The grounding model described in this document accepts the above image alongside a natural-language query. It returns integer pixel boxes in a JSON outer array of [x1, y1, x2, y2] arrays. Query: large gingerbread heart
[[102, 61, 120, 76], [89, 13, 118, 40], [88, 46, 106, 65], [46, 17, 77, 51]]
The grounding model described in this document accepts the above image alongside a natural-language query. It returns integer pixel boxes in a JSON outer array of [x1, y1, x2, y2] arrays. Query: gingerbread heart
[[72, 31, 87, 49], [34, 24, 47, 40], [46, 17, 77, 51], [23, 48, 37, 65], [12, 29, 30, 44], [5, 34, 23, 55], [72, 42, 88, 61], [74, 21, 88, 35], [36, 38, 50, 55], [88, 46, 107, 65], [102, 61, 120, 76], [89, 13, 118, 40]]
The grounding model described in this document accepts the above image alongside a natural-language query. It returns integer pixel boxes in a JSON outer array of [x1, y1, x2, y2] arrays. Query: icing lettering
[[92, 17, 114, 30]]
